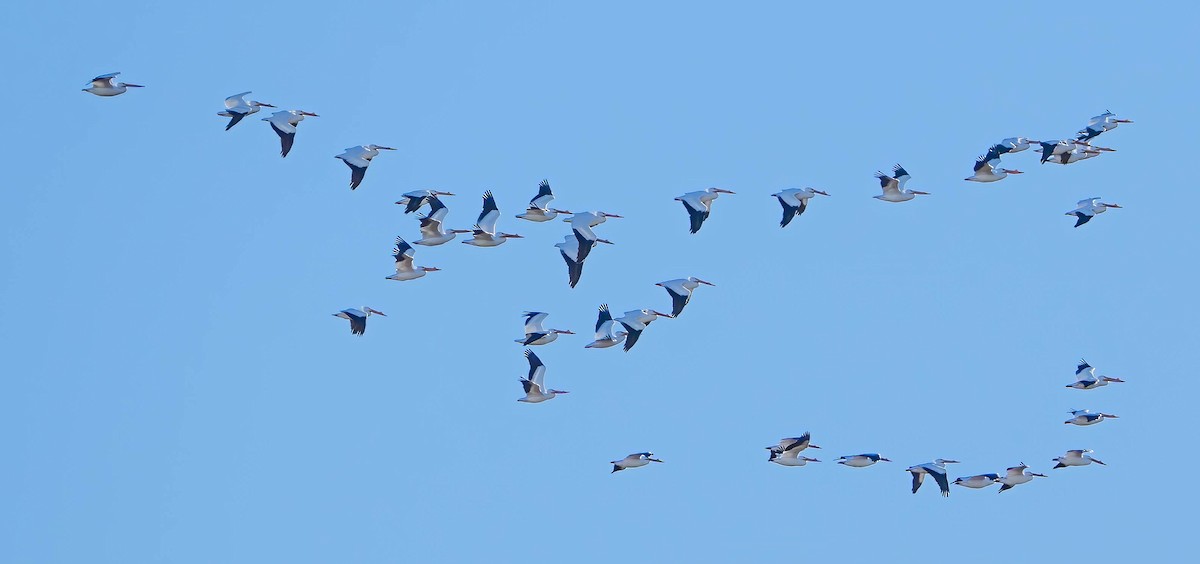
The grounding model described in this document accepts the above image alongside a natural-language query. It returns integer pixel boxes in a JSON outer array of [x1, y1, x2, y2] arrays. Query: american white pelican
[[517, 349, 568, 403], [1046, 147, 1103, 165], [1077, 111, 1132, 142], [336, 145, 396, 190], [563, 211, 623, 230], [1068, 359, 1125, 390], [873, 165, 929, 202], [554, 232, 612, 288], [907, 459, 959, 497], [767, 433, 821, 466], [1037, 140, 1112, 164], [386, 236, 439, 281], [953, 473, 1000, 489], [965, 154, 1023, 182], [614, 309, 673, 352], [1066, 198, 1121, 228], [82, 72, 143, 97], [996, 463, 1045, 493], [1065, 409, 1118, 426], [262, 110, 318, 157], [515, 312, 575, 345], [771, 188, 829, 227], [570, 224, 614, 262], [413, 197, 471, 246], [332, 307, 385, 335], [835, 453, 891, 467], [1053, 449, 1106, 469], [462, 191, 523, 247], [654, 277, 714, 317], [611, 452, 663, 473], [993, 137, 1036, 155], [217, 92, 275, 130], [396, 190, 455, 214], [585, 304, 628, 349], [516, 180, 571, 222], [675, 188, 735, 233]]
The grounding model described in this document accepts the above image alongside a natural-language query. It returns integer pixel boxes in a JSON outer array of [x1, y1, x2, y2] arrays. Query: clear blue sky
[[2, 1, 1196, 561]]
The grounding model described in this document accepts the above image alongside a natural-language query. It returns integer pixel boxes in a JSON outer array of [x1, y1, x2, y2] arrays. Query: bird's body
[[996, 463, 1045, 492], [654, 277, 715, 317], [262, 110, 318, 157], [396, 190, 456, 214], [994, 137, 1035, 155], [1047, 147, 1103, 165], [563, 211, 623, 231], [332, 307, 385, 335], [965, 155, 1023, 182], [516, 180, 570, 222], [906, 459, 959, 497], [1077, 111, 1132, 142], [767, 434, 822, 466], [614, 308, 673, 352], [1053, 449, 1106, 469], [585, 304, 628, 349], [82, 72, 143, 96], [217, 92, 275, 130], [1066, 198, 1121, 228], [462, 191, 523, 247], [675, 188, 735, 233], [413, 197, 470, 246], [386, 236, 439, 281], [771, 188, 829, 227], [515, 312, 575, 345], [336, 144, 396, 190], [874, 165, 929, 202], [835, 453, 890, 467], [1068, 359, 1125, 390], [1065, 409, 1118, 426], [517, 349, 568, 403], [953, 473, 1001, 489], [611, 452, 663, 472]]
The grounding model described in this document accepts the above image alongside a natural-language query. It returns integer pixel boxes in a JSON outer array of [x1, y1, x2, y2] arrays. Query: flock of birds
[[84, 72, 1133, 495]]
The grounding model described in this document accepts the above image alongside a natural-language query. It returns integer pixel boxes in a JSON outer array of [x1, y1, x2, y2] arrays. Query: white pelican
[[1077, 111, 1132, 142], [585, 304, 628, 349], [554, 235, 586, 289], [1068, 359, 1125, 390], [675, 188, 735, 233], [462, 191, 523, 247], [965, 154, 1023, 182], [386, 236, 439, 281], [217, 92, 275, 130], [1046, 147, 1103, 165], [413, 197, 471, 246], [1053, 449, 1106, 469], [1066, 198, 1121, 228], [993, 137, 1036, 155], [873, 165, 929, 202], [336, 145, 396, 190], [516, 312, 575, 345], [953, 473, 1000, 489], [614, 308, 673, 352], [517, 349, 568, 403], [82, 72, 143, 96], [996, 463, 1045, 493], [1065, 409, 1118, 426], [396, 190, 455, 214], [835, 453, 891, 467], [771, 188, 829, 227], [516, 180, 571, 222], [654, 277, 714, 317], [332, 307, 385, 335], [611, 452, 663, 473], [906, 459, 959, 497], [262, 110, 318, 157], [1037, 140, 1112, 164], [563, 211, 623, 230], [767, 433, 821, 466]]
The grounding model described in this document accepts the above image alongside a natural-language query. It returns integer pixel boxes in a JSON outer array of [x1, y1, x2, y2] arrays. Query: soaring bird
[[953, 473, 1000, 489], [991, 137, 1036, 155], [835, 453, 891, 467], [515, 312, 575, 345], [262, 110, 318, 157], [517, 349, 568, 403], [771, 188, 829, 227], [413, 197, 471, 246], [82, 72, 143, 96], [1053, 449, 1106, 469], [614, 309, 673, 352], [767, 434, 821, 466], [1066, 198, 1121, 228], [563, 211, 623, 231], [462, 191, 523, 247], [516, 179, 571, 222], [1065, 409, 1118, 426], [610, 452, 663, 473], [907, 459, 959, 497], [996, 463, 1045, 493], [675, 188, 735, 233], [585, 304, 628, 349], [1037, 140, 1112, 164], [336, 145, 396, 190], [873, 165, 929, 202], [965, 154, 1023, 182], [217, 92, 275, 130], [1068, 359, 1125, 390], [1046, 147, 1104, 165], [1076, 111, 1133, 142], [396, 190, 456, 214], [386, 236, 439, 282], [332, 307, 386, 335], [654, 277, 715, 317]]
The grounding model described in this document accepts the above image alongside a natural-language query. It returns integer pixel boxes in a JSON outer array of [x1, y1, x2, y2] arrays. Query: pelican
[[611, 452, 663, 473], [993, 137, 1036, 155], [767, 433, 821, 466], [395, 190, 455, 214], [675, 188, 735, 233], [654, 277, 714, 317], [965, 154, 1023, 182], [1068, 359, 1125, 390], [413, 197, 471, 246], [771, 188, 829, 227], [1065, 409, 1118, 426], [1077, 111, 1133, 142], [563, 211, 623, 230], [1053, 449, 1106, 469], [953, 473, 1000, 489], [517, 349, 568, 403], [835, 453, 891, 467], [906, 459, 959, 497], [332, 307, 385, 335], [585, 304, 628, 349], [217, 92, 275, 130], [614, 308, 673, 352], [1066, 198, 1121, 228], [386, 236, 439, 281], [873, 165, 929, 202], [516, 179, 571, 222], [516, 312, 575, 345], [336, 145, 396, 190], [82, 72, 143, 97], [1038, 140, 1112, 164], [462, 191, 523, 247], [1046, 147, 1103, 165], [262, 110, 318, 157], [555, 233, 612, 288], [996, 463, 1045, 492]]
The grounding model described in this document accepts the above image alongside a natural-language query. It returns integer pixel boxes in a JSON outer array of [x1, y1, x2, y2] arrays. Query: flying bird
[[82, 72, 143, 96], [1046, 147, 1104, 165], [991, 137, 1036, 155], [516, 180, 571, 222], [873, 165, 929, 202], [907, 459, 959, 497], [262, 110, 318, 157], [614, 308, 673, 352], [1066, 198, 1121, 227], [217, 92, 275, 130], [767, 434, 822, 466], [563, 211, 623, 231], [996, 463, 1046, 493], [654, 277, 715, 317], [610, 452, 663, 473], [585, 304, 628, 349], [336, 145, 396, 190], [412, 197, 471, 246], [965, 154, 1023, 182], [1065, 409, 1118, 426], [462, 191, 523, 246], [835, 453, 891, 467], [1037, 140, 1112, 164], [517, 349, 568, 403], [516, 312, 575, 345], [1076, 111, 1133, 142], [1053, 449, 1106, 469], [386, 236, 439, 281], [332, 307, 385, 336], [771, 188, 829, 227], [675, 188, 735, 233], [396, 190, 455, 214], [1068, 359, 1125, 390], [953, 473, 1001, 489]]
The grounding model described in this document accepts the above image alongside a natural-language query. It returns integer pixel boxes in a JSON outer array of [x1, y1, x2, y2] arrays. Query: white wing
[[225, 91, 252, 109], [524, 312, 550, 333]]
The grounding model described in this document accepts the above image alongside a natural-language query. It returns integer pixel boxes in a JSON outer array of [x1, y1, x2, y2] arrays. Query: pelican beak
[[1106, 377, 1125, 382], [1008, 170, 1024, 174], [559, 330, 576, 335], [1106, 204, 1122, 208], [597, 238, 615, 245], [1115, 119, 1133, 123], [652, 311, 674, 318], [649, 458, 664, 463], [552, 390, 570, 394], [603, 213, 623, 218], [554, 209, 573, 214], [379, 146, 397, 151], [503, 234, 524, 239], [302, 111, 319, 117], [258, 103, 276, 108], [124, 84, 145, 88], [1031, 473, 1047, 477], [910, 190, 930, 195], [715, 188, 736, 194], [881, 458, 891, 462], [814, 190, 830, 196], [423, 267, 441, 272], [698, 279, 716, 286]]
